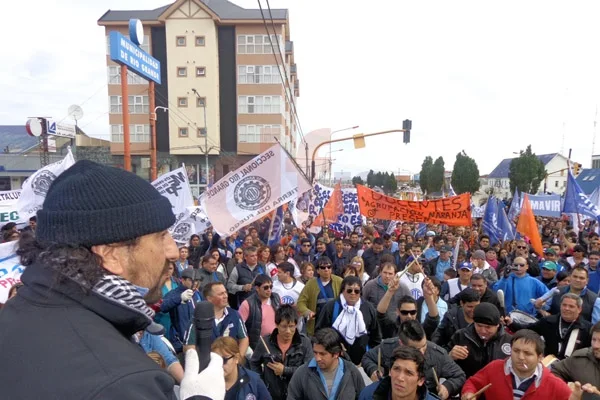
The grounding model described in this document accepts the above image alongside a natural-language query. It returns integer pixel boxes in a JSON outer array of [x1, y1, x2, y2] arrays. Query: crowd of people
[[2, 160, 600, 399]]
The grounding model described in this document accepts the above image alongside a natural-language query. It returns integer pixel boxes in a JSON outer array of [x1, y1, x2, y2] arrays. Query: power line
[[257, 0, 306, 146]]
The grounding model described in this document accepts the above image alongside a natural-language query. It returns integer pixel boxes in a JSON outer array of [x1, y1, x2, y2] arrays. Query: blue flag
[[415, 223, 427, 238], [507, 188, 520, 221], [267, 205, 285, 246], [497, 201, 516, 241], [563, 169, 600, 221], [482, 196, 503, 244]]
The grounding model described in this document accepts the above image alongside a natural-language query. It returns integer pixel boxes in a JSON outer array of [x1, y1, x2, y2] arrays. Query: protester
[[227, 246, 265, 308], [546, 267, 597, 322], [441, 262, 472, 301], [552, 321, 600, 387], [432, 288, 480, 347], [239, 275, 281, 350], [493, 256, 549, 315]]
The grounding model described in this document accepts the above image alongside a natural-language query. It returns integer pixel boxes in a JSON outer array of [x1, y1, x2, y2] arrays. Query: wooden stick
[[377, 348, 382, 375], [468, 383, 492, 399], [259, 335, 271, 355], [409, 250, 423, 273], [432, 367, 439, 388]]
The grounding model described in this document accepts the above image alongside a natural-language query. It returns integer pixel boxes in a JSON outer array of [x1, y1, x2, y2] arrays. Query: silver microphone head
[[497, 289, 505, 306]]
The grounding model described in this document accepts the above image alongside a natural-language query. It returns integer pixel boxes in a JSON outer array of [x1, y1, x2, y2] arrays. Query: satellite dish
[[25, 118, 43, 137], [67, 105, 84, 121]]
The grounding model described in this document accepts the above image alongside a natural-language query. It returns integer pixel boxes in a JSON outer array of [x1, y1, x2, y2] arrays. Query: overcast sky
[[3, 0, 600, 176]]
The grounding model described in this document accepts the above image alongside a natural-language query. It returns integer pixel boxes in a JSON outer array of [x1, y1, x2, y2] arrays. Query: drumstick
[[259, 335, 272, 355], [432, 367, 440, 388], [409, 250, 423, 273], [377, 348, 382, 375], [467, 383, 492, 399]]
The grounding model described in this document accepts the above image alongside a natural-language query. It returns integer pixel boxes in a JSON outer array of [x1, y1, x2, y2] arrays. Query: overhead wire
[[257, 0, 306, 146]]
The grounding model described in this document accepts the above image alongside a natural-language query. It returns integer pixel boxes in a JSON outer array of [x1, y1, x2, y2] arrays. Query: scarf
[[332, 295, 367, 345], [93, 274, 155, 320]]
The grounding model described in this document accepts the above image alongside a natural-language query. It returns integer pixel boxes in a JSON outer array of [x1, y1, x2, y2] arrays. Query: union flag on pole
[[202, 144, 311, 235]]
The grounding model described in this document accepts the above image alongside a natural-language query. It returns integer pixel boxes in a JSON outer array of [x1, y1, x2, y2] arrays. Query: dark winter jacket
[[552, 347, 600, 387], [315, 297, 381, 364], [160, 285, 202, 351], [362, 248, 392, 277], [447, 323, 513, 378], [287, 358, 365, 400], [431, 305, 471, 348], [226, 366, 271, 400], [447, 287, 502, 313], [249, 330, 313, 400], [361, 338, 465, 397], [509, 314, 591, 359], [548, 286, 598, 322], [0, 264, 189, 400]]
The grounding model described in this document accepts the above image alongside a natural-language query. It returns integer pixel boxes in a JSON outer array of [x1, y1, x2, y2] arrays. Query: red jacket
[[462, 359, 572, 399]]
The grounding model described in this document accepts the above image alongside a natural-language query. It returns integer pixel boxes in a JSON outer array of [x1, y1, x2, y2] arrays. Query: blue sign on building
[[109, 31, 161, 84]]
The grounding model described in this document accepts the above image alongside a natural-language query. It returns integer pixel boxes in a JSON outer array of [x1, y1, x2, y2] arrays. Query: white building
[[482, 153, 572, 199]]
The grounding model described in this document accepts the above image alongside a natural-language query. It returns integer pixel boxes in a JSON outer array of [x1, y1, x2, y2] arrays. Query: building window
[[238, 65, 281, 84], [179, 127, 189, 137], [198, 128, 207, 137], [109, 96, 122, 113], [177, 67, 187, 77], [237, 35, 282, 54], [593, 159, 600, 169], [238, 125, 281, 143], [195, 36, 205, 46], [562, 180, 567, 187], [110, 124, 150, 143], [176, 36, 186, 46], [196, 97, 206, 107], [108, 96, 149, 114], [178, 97, 188, 107], [107, 66, 148, 85], [196, 67, 206, 77], [555, 181, 559, 188], [238, 96, 282, 114]]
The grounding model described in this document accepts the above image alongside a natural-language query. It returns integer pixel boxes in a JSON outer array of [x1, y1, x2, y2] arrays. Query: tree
[[419, 156, 433, 194], [509, 145, 546, 194], [429, 157, 445, 194], [384, 172, 398, 194], [451, 151, 481, 194], [366, 170, 375, 187], [352, 176, 364, 186]]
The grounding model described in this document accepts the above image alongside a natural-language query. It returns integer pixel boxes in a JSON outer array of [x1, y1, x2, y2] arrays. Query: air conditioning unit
[[141, 158, 150, 169]]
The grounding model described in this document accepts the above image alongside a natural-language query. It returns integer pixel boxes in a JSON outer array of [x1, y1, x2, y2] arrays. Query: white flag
[[202, 144, 311, 235], [169, 205, 212, 244], [16, 149, 75, 223], [0, 241, 24, 303]]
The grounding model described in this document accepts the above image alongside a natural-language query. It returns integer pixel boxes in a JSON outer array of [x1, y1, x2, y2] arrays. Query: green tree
[[509, 145, 546, 194], [375, 172, 383, 188], [451, 151, 481, 194], [366, 170, 375, 187], [429, 156, 445, 194], [352, 176, 364, 185], [387, 172, 398, 194], [419, 156, 433, 194]]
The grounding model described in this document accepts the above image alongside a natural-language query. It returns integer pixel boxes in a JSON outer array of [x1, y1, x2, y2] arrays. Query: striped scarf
[[93, 274, 155, 320]]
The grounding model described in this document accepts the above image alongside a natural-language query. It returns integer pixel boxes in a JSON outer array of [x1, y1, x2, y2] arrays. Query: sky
[[3, 0, 600, 176]]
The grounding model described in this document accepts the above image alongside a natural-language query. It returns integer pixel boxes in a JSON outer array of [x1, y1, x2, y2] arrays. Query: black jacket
[[548, 287, 598, 322], [0, 264, 186, 400], [447, 324, 513, 378], [361, 248, 392, 277], [509, 314, 592, 359], [315, 298, 381, 365], [447, 288, 502, 313], [361, 338, 465, 397], [249, 330, 313, 400], [431, 305, 470, 348]]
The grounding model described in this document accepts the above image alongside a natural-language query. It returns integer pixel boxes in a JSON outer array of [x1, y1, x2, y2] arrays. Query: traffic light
[[573, 162, 582, 175], [403, 119, 412, 144]]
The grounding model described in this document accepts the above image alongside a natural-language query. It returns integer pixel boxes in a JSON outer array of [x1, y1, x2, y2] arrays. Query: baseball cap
[[459, 262, 472, 271], [441, 246, 453, 252], [426, 231, 436, 237], [544, 248, 557, 256], [541, 261, 558, 271], [181, 268, 197, 280]]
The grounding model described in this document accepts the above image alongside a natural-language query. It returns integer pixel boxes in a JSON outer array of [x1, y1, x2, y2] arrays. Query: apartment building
[[98, 0, 300, 195]]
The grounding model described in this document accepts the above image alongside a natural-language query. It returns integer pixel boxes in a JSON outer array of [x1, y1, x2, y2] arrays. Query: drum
[[542, 355, 558, 368], [509, 310, 539, 325]]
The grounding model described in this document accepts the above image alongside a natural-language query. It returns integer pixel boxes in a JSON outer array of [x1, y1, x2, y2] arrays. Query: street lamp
[[326, 149, 344, 185], [328, 125, 358, 186]]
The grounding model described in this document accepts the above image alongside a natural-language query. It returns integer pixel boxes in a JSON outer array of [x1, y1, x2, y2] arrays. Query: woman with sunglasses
[[211, 336, 271, 400], [315, 276, 381, 365], [350, 256, 369, 284]]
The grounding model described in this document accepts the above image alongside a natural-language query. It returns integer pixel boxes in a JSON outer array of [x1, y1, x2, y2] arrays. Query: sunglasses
[[235, 252, 243, 255], [319, 265, 332, 270], [261, 285, 273, 290], [399, 310, 417, 316], [516, 246, 527, 249], [345, 288, 361, 295], [513, 263, 526, 267], [222, 355, 234, 365], [302, 244, 312, 247]]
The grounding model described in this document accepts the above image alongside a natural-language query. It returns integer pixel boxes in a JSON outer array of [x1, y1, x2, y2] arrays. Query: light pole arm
[[311, 129, 407, 182]]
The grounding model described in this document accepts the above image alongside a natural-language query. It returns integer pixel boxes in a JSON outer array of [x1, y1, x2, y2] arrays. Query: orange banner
[[356, 185, 472, 226]]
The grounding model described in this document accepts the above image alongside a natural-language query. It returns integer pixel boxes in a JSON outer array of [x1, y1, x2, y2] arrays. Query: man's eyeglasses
[[516, 246, 527, 249], [513, 263, 526, 267], [235, 252, 243, 255], [302, 244, 312, 248], [345, 288, 361, 295], [318, 265, 332, 270], [399, 310, 417, 316], [261, 285, 273, 290]]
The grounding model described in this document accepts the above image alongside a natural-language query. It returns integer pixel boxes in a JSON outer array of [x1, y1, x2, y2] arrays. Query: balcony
[[285, 40, 293, 54], [290, 64, 297, 75]]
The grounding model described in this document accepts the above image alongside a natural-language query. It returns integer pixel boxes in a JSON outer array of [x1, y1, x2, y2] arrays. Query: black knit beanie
[[473, 302, 501, 326], [37, 160, 175, 247]]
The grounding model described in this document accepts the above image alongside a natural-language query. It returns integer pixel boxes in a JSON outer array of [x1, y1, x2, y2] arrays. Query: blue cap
[[459, 262, 472, 271]]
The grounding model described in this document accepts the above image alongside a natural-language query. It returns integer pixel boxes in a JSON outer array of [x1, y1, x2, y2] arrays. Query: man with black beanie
[[446, 302, 513, 378], [0, 160, 224, 400]]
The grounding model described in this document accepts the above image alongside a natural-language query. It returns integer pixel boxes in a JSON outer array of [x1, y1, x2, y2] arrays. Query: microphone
[[530, 287, 560, 304], [497, 289, 506, 317], [194, 300, 215, 373]]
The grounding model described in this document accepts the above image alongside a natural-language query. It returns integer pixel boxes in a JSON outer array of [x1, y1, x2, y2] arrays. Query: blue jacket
[[160, 285, 202, 351], [493, 273, 548, 315], [225, 366, 271, 400], [589, 271, 600, 294], [359, 377, 439, 400]]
